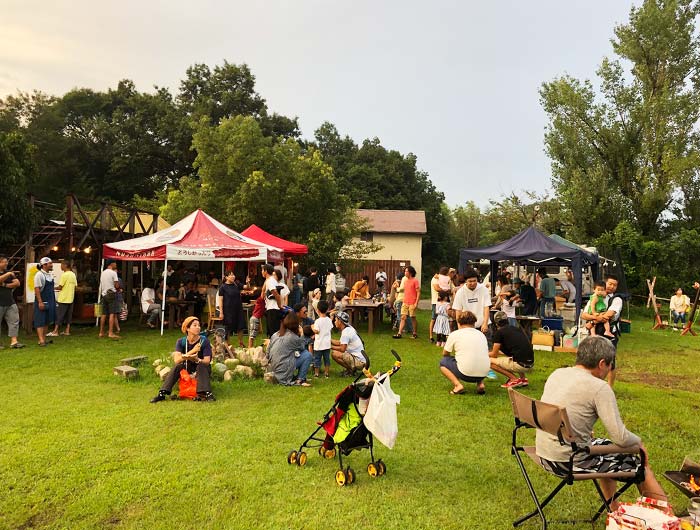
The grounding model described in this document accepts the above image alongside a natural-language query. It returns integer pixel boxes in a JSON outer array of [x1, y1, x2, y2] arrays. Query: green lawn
[[2, 306, 699, 529]]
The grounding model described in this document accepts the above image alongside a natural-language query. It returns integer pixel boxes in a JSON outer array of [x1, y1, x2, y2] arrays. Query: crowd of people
[[2, 251, 687, 506]]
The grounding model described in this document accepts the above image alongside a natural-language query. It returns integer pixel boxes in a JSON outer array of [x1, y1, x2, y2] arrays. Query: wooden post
[[647, 277, 666, 330], [680, 283, 699, 336]]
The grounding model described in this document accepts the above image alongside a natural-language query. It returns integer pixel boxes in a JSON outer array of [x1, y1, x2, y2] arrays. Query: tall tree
[[0, 132, 38, 245], [541, 0, 700, 239], [162, 116, 370, 265]]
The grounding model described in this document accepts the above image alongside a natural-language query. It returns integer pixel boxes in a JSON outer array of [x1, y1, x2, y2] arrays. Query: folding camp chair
[[507, 388, 645, 529]]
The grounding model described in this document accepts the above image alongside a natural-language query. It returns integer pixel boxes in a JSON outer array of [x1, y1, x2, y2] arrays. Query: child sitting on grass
[[312, 300, 333, 378], [585, 281, 614, 338], [248, 295, 266, 348]]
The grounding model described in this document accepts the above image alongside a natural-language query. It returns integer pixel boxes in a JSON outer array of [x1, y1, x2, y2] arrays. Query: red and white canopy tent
[[102, 209, 284, 334], [240, 224, 308, 256]]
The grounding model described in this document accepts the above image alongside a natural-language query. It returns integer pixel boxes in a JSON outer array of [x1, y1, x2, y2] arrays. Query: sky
[[1, 0, 637, 208]]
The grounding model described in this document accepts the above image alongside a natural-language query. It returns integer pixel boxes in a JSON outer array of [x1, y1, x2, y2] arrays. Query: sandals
[[295, 380, 311, 387], [392, 334, 402, 339], [449, 388, 466, 395], [412, 333, 418, 339]]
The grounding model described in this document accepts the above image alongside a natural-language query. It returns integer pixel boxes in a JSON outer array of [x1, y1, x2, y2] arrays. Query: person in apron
[[33, 257, 56, 347]]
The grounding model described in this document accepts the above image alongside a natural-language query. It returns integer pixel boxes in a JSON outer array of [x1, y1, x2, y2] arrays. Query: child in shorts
[[248, 295, 266, 348], [585, 281, 614, 338], [312, 300, 333, 378]]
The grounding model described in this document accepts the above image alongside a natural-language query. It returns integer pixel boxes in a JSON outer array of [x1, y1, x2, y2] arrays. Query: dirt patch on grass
[[620, 371, 697, 393]]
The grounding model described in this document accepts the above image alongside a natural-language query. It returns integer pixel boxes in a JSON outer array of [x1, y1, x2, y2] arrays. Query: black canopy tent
[[458, 226, 599, 320]]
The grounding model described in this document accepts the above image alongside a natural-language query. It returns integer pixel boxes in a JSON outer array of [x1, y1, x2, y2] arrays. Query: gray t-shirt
[[535, 366, 640, 462]]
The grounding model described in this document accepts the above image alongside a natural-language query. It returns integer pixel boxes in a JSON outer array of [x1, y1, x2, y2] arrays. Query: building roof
[[356, 209, 427, 234]]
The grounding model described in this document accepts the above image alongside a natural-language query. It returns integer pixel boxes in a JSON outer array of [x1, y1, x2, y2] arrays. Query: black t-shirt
[[0, 275, 16, 307], [493, 324, 534, 368]]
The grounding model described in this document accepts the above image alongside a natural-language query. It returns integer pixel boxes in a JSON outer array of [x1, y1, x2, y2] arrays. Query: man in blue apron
[[34, 257, 56, 347]]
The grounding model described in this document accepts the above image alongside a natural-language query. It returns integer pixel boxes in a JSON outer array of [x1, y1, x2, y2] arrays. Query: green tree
[[541, 0, 700, 239], [162, 116, 373, 265], [0, 132, 38, 245]]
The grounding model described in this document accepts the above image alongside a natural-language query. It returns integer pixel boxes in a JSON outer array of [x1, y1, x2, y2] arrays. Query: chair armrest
[[586, 444, 640, 456]]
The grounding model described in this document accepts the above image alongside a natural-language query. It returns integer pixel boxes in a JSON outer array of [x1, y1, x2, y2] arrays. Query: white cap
[[39, 257, 52, 265]]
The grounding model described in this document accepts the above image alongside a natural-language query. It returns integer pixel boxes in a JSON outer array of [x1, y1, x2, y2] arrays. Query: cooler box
[[540, 317, 564, 331], [562, 334, 578, 349]]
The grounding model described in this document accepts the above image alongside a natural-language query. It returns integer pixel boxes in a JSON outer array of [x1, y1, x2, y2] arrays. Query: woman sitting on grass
[[266, 312, 313, 387], [150, 316, 216, 403]]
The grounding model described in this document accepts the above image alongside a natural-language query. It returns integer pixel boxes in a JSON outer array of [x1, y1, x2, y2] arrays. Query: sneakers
[[11, 342, 25, 349], [150, 391, 168, 403], [486, 370, 498, 380], [501, 378, 529, 389]]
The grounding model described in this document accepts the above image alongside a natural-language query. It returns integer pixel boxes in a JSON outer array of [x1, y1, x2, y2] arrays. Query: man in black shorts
[[489, 311, 534, 389]]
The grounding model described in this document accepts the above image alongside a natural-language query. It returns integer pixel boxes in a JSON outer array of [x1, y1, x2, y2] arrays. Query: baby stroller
[[287, 349, 402, 486]]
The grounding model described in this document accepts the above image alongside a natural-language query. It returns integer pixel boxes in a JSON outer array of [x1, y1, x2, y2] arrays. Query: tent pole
[[160, 258, 168, 336], [221, 261, 224, 280], [96, 258, 104, 327]]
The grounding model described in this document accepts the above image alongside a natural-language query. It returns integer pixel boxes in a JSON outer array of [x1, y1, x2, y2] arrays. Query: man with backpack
[[581, 275, 622, 387]]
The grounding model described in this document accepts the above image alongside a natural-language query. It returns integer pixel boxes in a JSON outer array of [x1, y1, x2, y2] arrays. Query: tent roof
[[459, 226, 598, 267], [240, 224, 308, 255], [103, 210, 276, 261]]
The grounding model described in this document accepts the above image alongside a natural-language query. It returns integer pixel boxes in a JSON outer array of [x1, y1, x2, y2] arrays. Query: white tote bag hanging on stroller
[[364, 372, 400, 449]]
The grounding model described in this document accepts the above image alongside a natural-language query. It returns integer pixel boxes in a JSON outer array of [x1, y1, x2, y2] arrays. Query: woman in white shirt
[[669, 287, 690, 329]]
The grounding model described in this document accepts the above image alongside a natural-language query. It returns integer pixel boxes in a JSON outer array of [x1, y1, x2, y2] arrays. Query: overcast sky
[[1, 0, 637, 207]]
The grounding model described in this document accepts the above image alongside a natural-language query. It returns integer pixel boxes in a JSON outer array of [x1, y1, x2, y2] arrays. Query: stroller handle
[[390, 349, 402, 362]]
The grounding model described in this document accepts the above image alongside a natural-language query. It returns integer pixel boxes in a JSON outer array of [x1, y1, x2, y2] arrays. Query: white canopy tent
[[102, 209, 283, 334]]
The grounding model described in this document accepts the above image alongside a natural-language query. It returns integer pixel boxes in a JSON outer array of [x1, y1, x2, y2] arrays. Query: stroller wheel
[[324, 448, 336, 459], [318, 447, 324, 457], [287, 450, 298, 465], [297, 451, 307, 467], [346, 468, 356, 485], [377, 460, 386, 476], [367, 462, 378, 478], [335, 469, 347, 486]]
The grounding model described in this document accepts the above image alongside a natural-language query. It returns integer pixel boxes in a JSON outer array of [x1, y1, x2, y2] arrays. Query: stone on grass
[[233, 365, 255, 378], [120, 355, 148, 366], [113, 365, 139, 379], [223, 370, 233, 382], [224, 358, 240, 369], [158, 366, 171, 380]]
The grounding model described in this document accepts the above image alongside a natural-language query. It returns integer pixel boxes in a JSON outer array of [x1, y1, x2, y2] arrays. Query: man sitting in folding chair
[[509, 335, 668, 528]]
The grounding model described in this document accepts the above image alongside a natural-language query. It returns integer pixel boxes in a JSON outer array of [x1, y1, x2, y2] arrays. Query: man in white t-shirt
[[451, 269, 491, 333], [99, 261, 121, 338], [439, 311, 490, 395], [375, 267, 387, 292], [331, 311, 366, 376], [262, 264, 282, 337], [141, 283, 161, 328]]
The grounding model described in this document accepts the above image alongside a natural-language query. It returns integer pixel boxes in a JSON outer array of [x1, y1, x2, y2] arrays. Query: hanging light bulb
[[84, 246, 91, 254], [51, 246, 59, 252]]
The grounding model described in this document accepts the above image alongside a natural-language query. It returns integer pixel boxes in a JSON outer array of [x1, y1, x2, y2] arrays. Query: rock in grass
[[233, 365, 255, 378], [158, 366, 171, 380], [152, 358, 164, 367], [223, 370, 233, 382], [224, 358, 240, 369]]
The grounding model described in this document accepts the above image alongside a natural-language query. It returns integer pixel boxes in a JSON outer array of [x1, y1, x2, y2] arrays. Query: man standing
[[262, 264, 282, 337], [489, 311, 534, 389], [514, 278, 537, 316], [0, 255, 24, 349], [393, 266, 420, 339], [99, 260, 121, 339], [451, 269, 491, 333], [49, 261, 77, 336], [302, 267, 319, 318], [536, 268, 556, 317], [331, 311, 366, 376], [559, 272, 577, 303], [536, 336, 667, 505], [581, 275, 622, 386], [375, 266, 387, 293], [33, 257, 56, 346]]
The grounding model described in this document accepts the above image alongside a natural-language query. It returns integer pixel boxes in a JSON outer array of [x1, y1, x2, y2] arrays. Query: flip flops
[[449, 388, 466, 395]]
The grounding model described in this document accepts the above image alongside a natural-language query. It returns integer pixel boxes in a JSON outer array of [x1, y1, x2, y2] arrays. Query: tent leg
[[160, 259, 168, 336]]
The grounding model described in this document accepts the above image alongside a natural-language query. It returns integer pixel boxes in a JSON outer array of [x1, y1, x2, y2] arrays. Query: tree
[[162, 116, 373, 265], [0, 132, 38, 245], [313, 122, 459, 275], [541, 0, 700, 240]]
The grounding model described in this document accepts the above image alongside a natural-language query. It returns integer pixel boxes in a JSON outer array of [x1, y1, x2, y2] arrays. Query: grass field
[[2, 305, 700, 529]]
